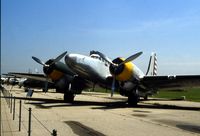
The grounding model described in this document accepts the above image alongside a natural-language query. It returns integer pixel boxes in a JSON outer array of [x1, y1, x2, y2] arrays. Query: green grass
[[153, 88, 200, 102], [86, 88, 111, 93], [87, 87, 200, 102]]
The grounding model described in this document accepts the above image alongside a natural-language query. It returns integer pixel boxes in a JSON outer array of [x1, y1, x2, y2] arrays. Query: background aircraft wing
[[141, 75, 200, 90], [8, 72, 53, 83]]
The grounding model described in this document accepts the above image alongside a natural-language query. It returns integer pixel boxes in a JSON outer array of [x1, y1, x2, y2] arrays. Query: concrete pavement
[[1, 86, 200, 136]]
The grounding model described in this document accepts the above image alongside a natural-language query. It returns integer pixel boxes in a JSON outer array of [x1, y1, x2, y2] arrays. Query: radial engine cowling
[[43, 59, 64, 81], [109, 58, 134, 81]]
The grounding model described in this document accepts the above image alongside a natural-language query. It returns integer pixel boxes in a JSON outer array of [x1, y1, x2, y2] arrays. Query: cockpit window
[[90, 54, 101, 60], [90, 53, 109, 67]]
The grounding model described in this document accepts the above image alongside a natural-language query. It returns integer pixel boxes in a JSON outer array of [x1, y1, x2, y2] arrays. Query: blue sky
[[1, 0, 200, 75]]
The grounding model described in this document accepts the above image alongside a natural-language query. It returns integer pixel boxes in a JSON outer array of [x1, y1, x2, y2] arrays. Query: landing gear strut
[[64, 93, 75, 103]]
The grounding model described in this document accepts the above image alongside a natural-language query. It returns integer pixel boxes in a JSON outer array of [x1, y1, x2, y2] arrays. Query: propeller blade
[[50, 51, 67, 65], [145, 55, 152, 75], [111, 77, 115, 97], [44, 80, 48, 93], [32, 56, 46, 66], [118, 52, 143, 66]]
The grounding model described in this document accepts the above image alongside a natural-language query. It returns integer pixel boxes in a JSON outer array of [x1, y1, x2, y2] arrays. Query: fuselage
[[65, 54, 110, 84], [65, 53, 145, 87]]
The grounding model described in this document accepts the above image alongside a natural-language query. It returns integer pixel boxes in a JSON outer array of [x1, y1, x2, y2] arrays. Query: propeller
[[44, 80, 48, 93], [32, 56, 47, 66], [111, 76, 116, 97], [32, 51, 67, 93], [97, 51, 143, 97], [145, 55, 152, 75], [32, 51, 67, 67], [50, 51, 68, 66], [118, 52, 143, 67]]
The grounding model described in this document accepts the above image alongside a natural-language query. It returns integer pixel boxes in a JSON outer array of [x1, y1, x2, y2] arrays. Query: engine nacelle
[[55, 75, 87, 94], [43, 59, 75, 81], [43, 59, 63, 81], [118, 81, 137, 96]]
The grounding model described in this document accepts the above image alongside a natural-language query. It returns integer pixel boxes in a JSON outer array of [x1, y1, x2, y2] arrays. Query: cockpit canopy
[[90, 54, 101, 60], [89, 52, 110, 66]]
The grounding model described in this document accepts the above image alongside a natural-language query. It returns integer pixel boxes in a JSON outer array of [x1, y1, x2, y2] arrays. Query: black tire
[[64, 93, 75, 103], [128, 94, 139, 107], [144, 95, 148, 100], [25, 88, 29, 92], [42, 89, 48, 92]]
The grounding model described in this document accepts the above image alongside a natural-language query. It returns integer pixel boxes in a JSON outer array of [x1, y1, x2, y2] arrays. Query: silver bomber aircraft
[[8, 51, 200, 106]]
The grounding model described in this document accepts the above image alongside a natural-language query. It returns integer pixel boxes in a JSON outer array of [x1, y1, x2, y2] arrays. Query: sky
[[1, 0, 200, 75]]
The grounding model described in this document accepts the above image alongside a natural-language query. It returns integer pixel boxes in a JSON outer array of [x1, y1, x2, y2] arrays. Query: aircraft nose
[[65, 54, 77, 66]]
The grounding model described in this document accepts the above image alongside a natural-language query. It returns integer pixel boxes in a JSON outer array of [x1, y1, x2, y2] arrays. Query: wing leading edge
[[141, 75, 200, 90], [8, 72, 53, 83]]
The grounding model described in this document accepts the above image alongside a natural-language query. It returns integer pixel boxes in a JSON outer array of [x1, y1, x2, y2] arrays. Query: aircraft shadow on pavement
[[176, 124, 200, 134], [155, 119, 200, 134], [92, 101, 200, 111], [25, 99, 128, 109], [14, 97, 200, 111], [64, 121, 106, 136]]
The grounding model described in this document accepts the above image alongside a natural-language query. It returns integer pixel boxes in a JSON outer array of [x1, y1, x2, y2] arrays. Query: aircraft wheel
[[144, 95, 148, 100], [42, 89, 48, 92], [128, 94, 139, 106], [64, 93, 75, 103], [25, 88, 29, 92]]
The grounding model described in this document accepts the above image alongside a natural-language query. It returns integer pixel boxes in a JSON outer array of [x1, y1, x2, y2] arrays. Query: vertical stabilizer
[[146, 52, 157, 76], [152, 53, 157, 76]]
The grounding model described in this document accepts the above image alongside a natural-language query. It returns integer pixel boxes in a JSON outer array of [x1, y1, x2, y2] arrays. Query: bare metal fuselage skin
[[65, 53, 144, 90], [65, 54, 110, 86]]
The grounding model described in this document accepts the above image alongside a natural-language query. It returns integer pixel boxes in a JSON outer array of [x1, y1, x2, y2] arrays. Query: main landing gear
[[128, 93, 139, 106], [64, 93, 75, 103]]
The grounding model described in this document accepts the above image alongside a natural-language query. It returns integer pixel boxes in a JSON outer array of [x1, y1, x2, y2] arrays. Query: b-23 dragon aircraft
[[9, 51, 200, 106]]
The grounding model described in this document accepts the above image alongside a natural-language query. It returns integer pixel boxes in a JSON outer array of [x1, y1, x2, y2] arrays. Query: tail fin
[[152, 53, 157, 76], [146, 52, 157, 76]]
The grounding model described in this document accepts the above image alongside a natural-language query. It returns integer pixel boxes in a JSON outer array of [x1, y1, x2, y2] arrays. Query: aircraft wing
[[141, 75, 200, 90], [22, 79, 56, 89], [8, 72, 53, 83]]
